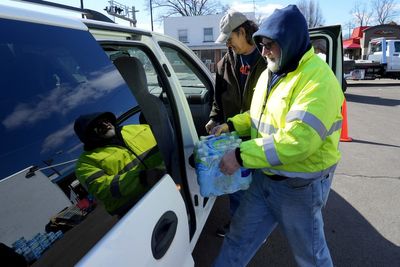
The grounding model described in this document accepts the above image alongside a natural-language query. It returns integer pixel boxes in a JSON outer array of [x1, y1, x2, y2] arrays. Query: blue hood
[[253, 5, 310, 74]]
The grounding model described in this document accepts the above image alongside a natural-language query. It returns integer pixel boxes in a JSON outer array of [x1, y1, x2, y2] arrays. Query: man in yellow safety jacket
[[74, 112, 164, 216], [212, 5, 344, 267]]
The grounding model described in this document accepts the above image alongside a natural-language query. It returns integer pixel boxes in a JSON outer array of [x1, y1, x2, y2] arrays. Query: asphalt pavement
[[193, 79, 400, 267]]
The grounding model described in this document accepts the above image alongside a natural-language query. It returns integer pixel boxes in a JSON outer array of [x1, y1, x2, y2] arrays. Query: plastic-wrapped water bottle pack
[[194, 132, 252, 197], [12, 230, 63, 263]]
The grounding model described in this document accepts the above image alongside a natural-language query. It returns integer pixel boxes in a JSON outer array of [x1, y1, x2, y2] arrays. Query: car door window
[[106, 47, 163, 97], [103, 44, 180, 172], [309, 25, 344, 91], [311, 38, 328, 62], [394, 42, 400, 53], [160, 45, 213, 136]]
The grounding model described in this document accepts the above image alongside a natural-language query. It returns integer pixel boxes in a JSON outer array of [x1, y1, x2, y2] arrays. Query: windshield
[[0, 19, 138, 180], [369, 41, 383, 54]]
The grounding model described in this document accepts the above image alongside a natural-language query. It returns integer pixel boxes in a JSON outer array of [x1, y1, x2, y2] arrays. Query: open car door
[[77, 47, 194, 267], [309, 25, 344, 90], [77, 176, 193, 266]]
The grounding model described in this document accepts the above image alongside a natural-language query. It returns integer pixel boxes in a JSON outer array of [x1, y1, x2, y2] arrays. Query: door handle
[[151, 210, 178, 259]]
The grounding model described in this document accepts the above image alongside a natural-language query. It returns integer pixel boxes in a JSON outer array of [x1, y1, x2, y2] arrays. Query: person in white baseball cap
[[215, 10, 248, 44], [206, 10, 267, 238]]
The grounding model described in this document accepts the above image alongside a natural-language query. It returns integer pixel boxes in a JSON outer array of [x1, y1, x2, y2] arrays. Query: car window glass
[[311, 38, 328, 62], [159, 45, 212, 136], [106, 48, 163, 97], [0, 19, 164, 198], [394, 42, 400, 53], [370, 41, 382, 53], [160, 46, 207, 93]]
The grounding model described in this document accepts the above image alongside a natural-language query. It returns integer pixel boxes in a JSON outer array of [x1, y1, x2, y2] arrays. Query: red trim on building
[[343, 39, 361, 49], [351, 26, 369, 38], [343, 26, 369, 49]]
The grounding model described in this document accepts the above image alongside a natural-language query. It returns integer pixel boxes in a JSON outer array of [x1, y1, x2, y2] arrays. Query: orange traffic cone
[[340, 98, 352, 142]]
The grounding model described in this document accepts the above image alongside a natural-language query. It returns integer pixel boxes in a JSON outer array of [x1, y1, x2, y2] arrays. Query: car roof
[[82, 18, 152, 37], [0, 2, 164, 39], [0, 3, 88, 31]]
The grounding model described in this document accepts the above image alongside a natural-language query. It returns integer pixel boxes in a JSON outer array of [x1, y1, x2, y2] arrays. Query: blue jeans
[[213, 170, 333, 267], [229, 190, 245, 217]]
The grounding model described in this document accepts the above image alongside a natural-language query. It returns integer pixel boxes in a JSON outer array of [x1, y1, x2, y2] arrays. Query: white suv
[[0, 2, 344, 266]]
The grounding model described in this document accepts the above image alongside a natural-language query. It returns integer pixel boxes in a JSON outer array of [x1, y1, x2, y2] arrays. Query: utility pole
[[104, 0, 138, 27], [150, 0, 154, 31], [344, 21, 354, 39], [244, 0, 262, 20], [80, 0, 84, 18], [131, 6, 138, 28]]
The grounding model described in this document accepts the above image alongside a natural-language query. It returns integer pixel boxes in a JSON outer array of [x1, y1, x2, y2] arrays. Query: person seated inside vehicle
[[73, 112, 165, 216]]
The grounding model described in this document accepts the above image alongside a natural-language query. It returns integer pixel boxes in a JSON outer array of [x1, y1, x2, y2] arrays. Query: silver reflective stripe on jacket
[[140, 146, 159, 160], [110, 175, 122, 198], [252, 118, 277, 135], [327, 120, 342, 136], [119, 158, 140, 175], [262, 136, 282, 166], [263, 163, 338, 179], [85, 170, 105, 187], [86, 172, 123, 198], [118, 146, 158, 174], [286, 110, 342, 140], [86, 146, 159, 198]]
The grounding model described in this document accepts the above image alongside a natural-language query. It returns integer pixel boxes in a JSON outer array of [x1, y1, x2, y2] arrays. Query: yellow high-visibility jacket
[[75, 125, 162, 214], [230, 48, 344, 179]]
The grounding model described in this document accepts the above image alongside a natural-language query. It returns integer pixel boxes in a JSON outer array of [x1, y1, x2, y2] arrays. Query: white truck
[[346, 38, 400, 80]]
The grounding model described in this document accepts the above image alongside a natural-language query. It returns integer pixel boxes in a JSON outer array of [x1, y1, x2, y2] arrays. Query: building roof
[[343, 26, 368, 50], [343, 38, 361, 49], [351, 26, 369, 38]]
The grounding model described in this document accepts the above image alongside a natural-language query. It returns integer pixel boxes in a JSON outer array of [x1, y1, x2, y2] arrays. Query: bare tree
[[147, 0, 228, 21], [350, 0, 373, 26], [343, 21, 356, 39], [372, 0, 398, 24], [297, 0, 325, 28]]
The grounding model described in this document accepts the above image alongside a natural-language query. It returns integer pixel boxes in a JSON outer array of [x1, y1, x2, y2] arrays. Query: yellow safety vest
[[75, 125, 162, 214], [230, 48, 344, 179]]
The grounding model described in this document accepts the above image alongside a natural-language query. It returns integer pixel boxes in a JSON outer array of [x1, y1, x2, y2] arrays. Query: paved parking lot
[[193, 79, 400, 266]]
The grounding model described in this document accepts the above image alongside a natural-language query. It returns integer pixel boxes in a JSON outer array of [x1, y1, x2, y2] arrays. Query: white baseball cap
[[215, 10, 248, 44]]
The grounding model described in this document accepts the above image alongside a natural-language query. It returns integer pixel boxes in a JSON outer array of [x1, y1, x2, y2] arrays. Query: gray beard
[[267, 57, 280, 73]]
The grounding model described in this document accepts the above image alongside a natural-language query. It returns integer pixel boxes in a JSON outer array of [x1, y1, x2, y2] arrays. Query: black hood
[[253, 5, 311, 75], [74, 112, 120, 151]]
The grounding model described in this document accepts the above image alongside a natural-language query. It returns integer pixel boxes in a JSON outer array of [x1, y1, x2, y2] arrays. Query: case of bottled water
[[194, 132, 252, 197]]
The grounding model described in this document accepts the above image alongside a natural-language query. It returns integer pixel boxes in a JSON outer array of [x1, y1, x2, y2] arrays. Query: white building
[[164, 12, 255, 72]]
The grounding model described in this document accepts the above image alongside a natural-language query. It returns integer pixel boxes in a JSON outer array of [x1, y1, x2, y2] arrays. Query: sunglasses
[[92, 118, 111, 133], [259, 40, 275, 50]]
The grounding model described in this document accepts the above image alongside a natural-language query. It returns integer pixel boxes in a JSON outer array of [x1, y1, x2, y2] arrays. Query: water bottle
[[47, 232, 57, 244], [55, 230, 63, 239], [12, 237, 27, 250], [28, 239, 42, 260], [195, 133, 253, 197], [22, 247, 35, 262]]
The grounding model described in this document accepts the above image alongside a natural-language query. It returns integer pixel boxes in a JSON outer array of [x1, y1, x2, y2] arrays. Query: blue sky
[[3, 0, 399, 35]]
